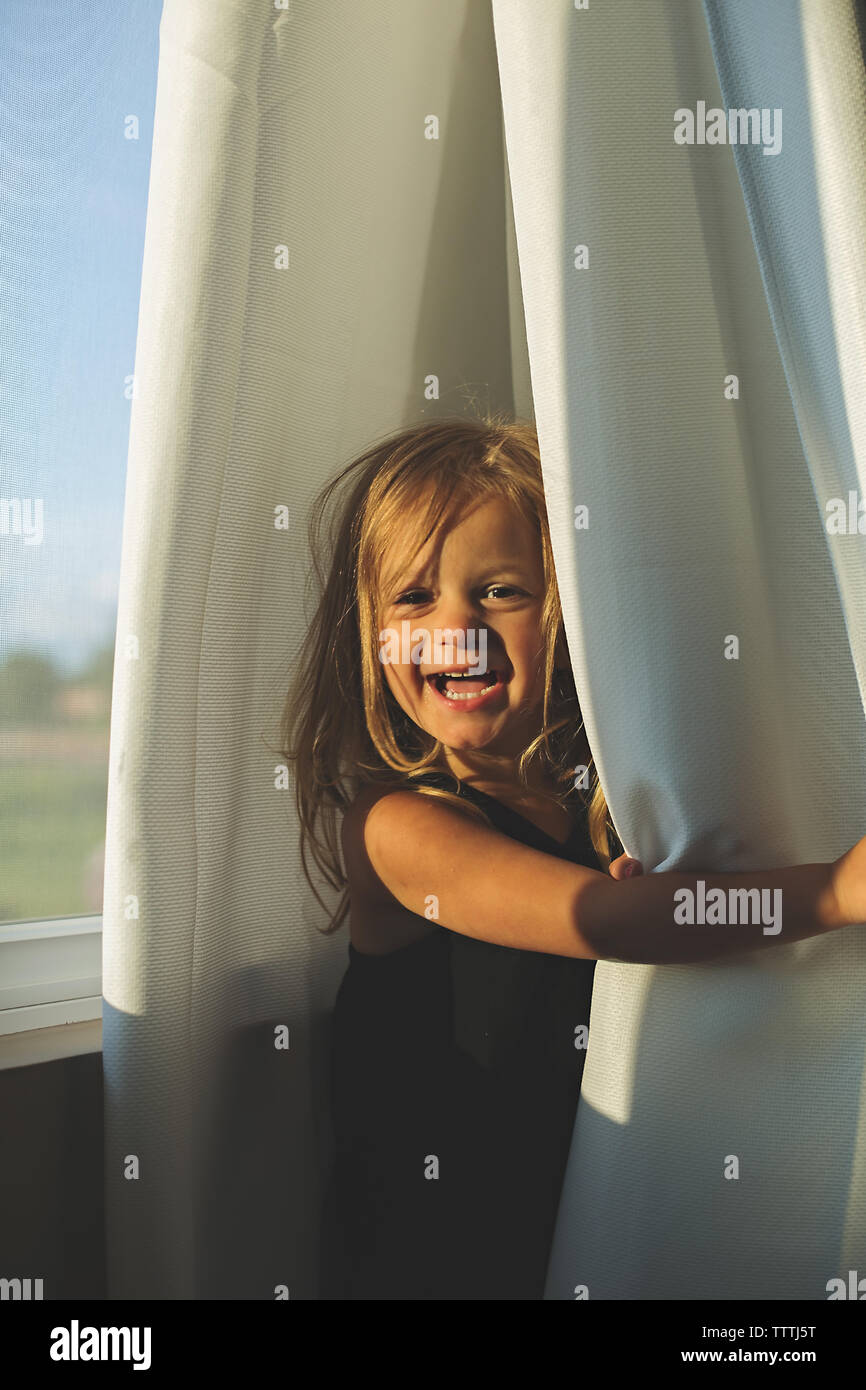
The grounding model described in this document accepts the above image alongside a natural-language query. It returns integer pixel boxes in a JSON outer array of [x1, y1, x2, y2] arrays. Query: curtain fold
[[493, 0, 866, 1298], [103, 0, 515, 1298]]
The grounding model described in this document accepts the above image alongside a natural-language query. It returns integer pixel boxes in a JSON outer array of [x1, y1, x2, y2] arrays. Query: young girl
[[282, 414, 866, 1301]]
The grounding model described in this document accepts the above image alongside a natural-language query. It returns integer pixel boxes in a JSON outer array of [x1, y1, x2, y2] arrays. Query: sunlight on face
[[376, 495, 548, 757]]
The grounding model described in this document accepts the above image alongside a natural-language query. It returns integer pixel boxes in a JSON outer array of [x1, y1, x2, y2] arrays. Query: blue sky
[[0, 0, 163, 674]]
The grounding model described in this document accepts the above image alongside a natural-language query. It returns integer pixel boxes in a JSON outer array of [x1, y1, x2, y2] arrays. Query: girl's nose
[[424, 608, 491, 668], [427, 604, 482, 640]]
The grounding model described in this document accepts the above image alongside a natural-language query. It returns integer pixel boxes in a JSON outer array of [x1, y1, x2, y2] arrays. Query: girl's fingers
[[609, 854, 643, 880]]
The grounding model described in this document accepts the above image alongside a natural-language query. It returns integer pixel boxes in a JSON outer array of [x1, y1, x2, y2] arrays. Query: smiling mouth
[[426, 668, 503, 701]]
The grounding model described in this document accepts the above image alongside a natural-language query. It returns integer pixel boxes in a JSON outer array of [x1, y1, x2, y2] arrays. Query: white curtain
[[104, 0, 866, 1300], [493, 0, 866, 1298], [102, 0, 517, 1298]]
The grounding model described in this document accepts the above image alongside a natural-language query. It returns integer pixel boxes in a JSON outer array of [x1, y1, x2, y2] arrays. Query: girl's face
[[376, 494, 548, 757]]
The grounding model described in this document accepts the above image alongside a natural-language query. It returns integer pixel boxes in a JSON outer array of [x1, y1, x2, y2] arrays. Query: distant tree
[[0, 649, 60, 722], [77, 641, 115, 695]]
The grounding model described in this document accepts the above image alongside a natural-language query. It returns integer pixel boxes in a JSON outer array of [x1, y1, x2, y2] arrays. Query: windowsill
[[0, 1016, 103, 1070], [0, 914, 103, 1042]]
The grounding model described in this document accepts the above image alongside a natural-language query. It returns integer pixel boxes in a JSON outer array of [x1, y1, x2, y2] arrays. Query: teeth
[[443, 681, 496, 700], [427, 669, 498, 700]]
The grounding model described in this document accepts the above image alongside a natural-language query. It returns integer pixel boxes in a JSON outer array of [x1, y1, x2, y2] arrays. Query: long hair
[[279, 412, 615, 931]]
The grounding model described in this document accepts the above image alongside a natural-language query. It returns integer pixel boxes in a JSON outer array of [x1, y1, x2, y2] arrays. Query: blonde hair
[[280, 413, 615, 931]]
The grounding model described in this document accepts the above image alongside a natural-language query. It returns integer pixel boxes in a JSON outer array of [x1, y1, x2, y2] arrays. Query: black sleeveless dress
[[318, 773, 601, 1300]]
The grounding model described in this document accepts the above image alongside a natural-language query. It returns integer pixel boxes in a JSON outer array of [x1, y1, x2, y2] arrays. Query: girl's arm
[[360, 790, 860, 963]]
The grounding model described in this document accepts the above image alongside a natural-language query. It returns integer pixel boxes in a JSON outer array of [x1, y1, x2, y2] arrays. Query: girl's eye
[[392, 584, 524, 604]]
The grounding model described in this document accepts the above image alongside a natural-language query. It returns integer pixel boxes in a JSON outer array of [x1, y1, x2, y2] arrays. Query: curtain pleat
[[103, 0, 514, 1298], [493, 0, 866, 1298]]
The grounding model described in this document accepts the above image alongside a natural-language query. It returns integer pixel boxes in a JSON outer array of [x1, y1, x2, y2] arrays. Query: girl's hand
[[609, 853, 643, 881], [831, 835, 866, 929]]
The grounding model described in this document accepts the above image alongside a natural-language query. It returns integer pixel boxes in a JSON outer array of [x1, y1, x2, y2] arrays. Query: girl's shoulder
[[341, 779, 469, 954], [341, 775, 490, 889], [341, 775, 473, 856], [342, 779, 421, 870], [343, 777, 423, 824]]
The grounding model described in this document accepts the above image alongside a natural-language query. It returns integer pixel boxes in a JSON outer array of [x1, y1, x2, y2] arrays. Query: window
[[0, 0, 163, 1034]]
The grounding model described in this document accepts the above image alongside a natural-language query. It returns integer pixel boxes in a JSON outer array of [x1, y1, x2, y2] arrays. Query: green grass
[[0, 758, 109, 923]]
